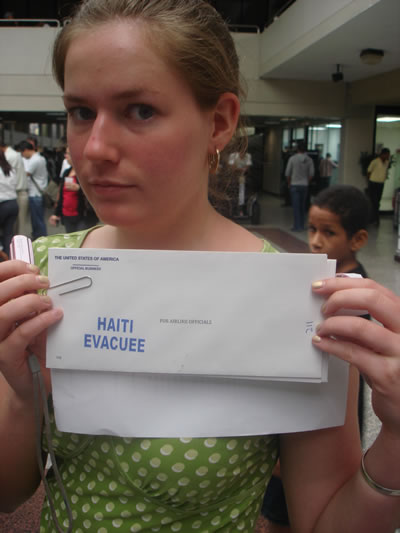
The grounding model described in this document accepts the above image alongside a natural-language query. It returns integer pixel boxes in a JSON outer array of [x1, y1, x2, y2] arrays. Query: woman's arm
[[0, 373, 42, 512], [0, 260, 63, 511], [281, 277, 400, 532]]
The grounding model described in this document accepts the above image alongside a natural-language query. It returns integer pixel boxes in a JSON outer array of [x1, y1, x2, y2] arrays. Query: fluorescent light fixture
[[377, 116, 400, 123], [325, 124, 342, 128], [360, 48, 384, 65], [310, 127, 326, 131]]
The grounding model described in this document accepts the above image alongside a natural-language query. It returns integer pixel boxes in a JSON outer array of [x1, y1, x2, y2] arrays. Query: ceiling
[[1, 0, 398, 85], [261, 0, 400, 83], [1, 0, 399, 131]]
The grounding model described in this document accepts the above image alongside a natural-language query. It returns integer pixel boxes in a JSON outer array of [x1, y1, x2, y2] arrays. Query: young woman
[[0, 1, 399, 532]]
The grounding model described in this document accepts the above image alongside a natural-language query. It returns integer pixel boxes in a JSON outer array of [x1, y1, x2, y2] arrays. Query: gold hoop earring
[[208, 148, 220, 175]]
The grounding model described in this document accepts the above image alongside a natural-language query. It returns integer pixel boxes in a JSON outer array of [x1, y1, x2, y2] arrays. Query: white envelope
[[47, 249, 334, 382], [45, 250, 346, 437], [51, 356, 348, 438]]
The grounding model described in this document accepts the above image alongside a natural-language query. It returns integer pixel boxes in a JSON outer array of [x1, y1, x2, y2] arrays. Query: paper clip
[[48, 275, 93, 296]]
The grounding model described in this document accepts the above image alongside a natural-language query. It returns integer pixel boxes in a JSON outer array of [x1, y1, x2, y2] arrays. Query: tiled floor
[[1, 194, 399, 532]]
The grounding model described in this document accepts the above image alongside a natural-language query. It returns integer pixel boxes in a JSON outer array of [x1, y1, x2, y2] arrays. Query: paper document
[[51, 357, 349, 437], [47, 248, 335, 382], [45, 248, 347, 437]]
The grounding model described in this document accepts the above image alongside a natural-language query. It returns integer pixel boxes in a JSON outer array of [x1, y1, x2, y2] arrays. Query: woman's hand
[[311, 277, 400, 438], [0, 260, 63, 401]]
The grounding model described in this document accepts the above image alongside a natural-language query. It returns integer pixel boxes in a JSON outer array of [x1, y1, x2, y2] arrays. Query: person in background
[[26, 135, 38, 151], [49, 147, 97, 232], [285, 141, 314, 231], [318, 152, 338, 191], [367, 147, 390, 226], [228, 150, 252, 216], [308, 185, 369, 276], [58, 146, 71, 180], [0, 150, 18, 257], [0, 2, 400, 533], [262, 184, 371, 532], [19, 140, 48, 239], [0, 136, 30, 236]]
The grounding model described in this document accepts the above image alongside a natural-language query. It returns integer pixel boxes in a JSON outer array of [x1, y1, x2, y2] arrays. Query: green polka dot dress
[[34, 231, 279, 533]]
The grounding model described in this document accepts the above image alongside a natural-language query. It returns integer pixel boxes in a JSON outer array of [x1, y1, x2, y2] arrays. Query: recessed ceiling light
[[377, 116, 400, 123], [360, 48, 384, 65]]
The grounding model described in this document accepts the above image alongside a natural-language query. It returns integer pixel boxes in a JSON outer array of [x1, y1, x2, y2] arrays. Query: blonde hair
[[53, 0, 245, 108]]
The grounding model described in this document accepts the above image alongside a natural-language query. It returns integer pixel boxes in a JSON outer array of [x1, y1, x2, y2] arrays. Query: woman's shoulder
[[33, 228, 97, 272], [261, 239, 278, 253], [212, 214, 274, 252]]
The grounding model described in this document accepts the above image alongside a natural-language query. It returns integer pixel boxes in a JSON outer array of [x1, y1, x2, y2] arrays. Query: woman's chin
[[94, 205, 146, 228]]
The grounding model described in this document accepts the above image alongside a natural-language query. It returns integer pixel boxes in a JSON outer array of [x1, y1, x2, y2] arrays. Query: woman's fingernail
[[27, 263, 39, 273], [315, 323, 321, 332], [312, 335, 322, 343], [40, 295, 52, 304], [321, 303, 327, 314], [37, 275, 49, 286], [52, 308, 63, 319], [312, 280, 324, 289]]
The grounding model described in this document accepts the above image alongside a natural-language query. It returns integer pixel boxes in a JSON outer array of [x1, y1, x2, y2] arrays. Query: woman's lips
[[90, 182, 137, 195]]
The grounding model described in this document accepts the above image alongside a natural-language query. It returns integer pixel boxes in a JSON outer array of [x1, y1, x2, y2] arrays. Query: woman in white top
[[0, 150, 18, 258]]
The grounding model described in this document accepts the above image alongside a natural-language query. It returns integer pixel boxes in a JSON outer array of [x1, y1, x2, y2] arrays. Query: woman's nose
[[83, 113, 119, 163]]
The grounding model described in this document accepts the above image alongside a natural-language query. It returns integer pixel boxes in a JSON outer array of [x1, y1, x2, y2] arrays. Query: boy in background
[[261, 184, 370, 532], [308, 184, 369, 276]]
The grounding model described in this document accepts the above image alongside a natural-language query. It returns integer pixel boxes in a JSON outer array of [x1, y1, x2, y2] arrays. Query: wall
[[263, 127, 282, 195], [339, 106, 375, 189], [0, 27, 347, 120], [349, 69, 400, 107], [0, 27, 62, 111], [243, 79, 346, 119], [232, 32, 346, 120]]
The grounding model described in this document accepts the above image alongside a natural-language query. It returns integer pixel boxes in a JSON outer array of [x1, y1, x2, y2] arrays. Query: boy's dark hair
[[312, 185, 370, 238]]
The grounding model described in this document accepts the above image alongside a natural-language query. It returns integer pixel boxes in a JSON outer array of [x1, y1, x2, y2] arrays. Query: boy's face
[[308, 206, 355, 266]]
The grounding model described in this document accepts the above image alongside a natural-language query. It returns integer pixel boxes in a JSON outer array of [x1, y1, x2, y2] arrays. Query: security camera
[[332, 72, 343, 82]]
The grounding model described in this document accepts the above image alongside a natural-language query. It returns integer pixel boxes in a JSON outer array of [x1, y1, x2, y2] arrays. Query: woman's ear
[[208, 92, 240, 152], [350, 229, 368, 252]]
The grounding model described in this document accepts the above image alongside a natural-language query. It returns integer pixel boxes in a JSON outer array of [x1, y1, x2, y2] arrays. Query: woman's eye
[[68, 107, 96, 121], [128, 104, 155, 121], [308, 226, 316, 233]]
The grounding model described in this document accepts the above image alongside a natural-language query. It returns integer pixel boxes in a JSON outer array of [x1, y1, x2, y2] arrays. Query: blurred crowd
[[0, 135, 98, 260]]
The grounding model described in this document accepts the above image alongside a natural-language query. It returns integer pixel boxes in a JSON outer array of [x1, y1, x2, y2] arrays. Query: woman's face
[[63, 21, 215, 230]]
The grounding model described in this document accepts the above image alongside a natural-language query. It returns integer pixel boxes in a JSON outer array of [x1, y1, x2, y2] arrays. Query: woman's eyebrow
[[63, 88, 161, 104]]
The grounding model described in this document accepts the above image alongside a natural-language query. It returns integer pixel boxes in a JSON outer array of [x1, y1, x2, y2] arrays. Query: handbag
[[30, 175, 59, 208]]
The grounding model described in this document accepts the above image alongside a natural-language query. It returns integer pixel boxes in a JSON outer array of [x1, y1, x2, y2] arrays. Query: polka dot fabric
[[34, 231, 279, 532]]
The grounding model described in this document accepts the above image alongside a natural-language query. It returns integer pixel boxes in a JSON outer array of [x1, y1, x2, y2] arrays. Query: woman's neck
[[83, 204, 261, 253]]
